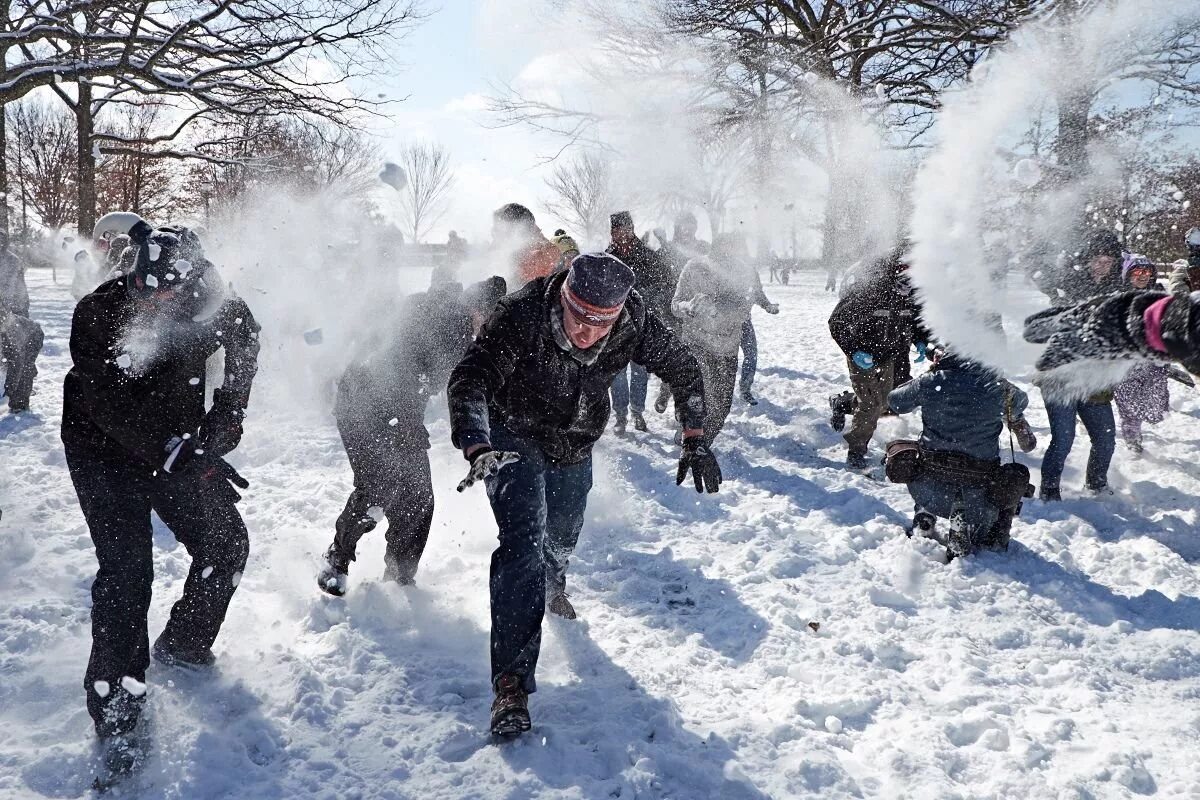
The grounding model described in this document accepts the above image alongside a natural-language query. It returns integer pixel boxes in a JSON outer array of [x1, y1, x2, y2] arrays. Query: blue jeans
[[739, 319, 757, 394], [909, 475, 998, 546], [485, 422, 592, 693], [610, 363, 649, 416], [1040, 397, 1116, 492]]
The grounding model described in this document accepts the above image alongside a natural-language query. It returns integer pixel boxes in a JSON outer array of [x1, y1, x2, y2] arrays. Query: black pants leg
[[697, 349, 740, 446], [1, 315, 43, 411], [67, 443, 156, 737], [151, 472, 249, 656]]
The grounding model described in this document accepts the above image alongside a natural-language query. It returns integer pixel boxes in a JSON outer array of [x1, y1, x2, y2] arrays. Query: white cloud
[[442, 92, 490, 115]]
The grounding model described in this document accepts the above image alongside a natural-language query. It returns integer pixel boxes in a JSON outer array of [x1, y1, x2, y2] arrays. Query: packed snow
[[1, 268, 1199, 799]]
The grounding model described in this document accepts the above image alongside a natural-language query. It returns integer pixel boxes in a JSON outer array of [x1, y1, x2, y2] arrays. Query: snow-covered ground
[[2, 268, 1199, 799]]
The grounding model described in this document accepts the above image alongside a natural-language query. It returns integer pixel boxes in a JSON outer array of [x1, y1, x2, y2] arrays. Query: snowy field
[[2, 268, 1199, 800]]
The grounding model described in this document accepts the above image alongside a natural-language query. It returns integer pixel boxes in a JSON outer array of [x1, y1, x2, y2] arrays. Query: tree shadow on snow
[[757, 365, 826, 384], [976, 543, 1200, 632], [575, 544, 769, 663], [497, 620, 769, 800], [0, 410, 44, 437]]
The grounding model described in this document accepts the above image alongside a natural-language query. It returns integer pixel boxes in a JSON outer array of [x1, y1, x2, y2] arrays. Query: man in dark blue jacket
[[447, 252, 719, 737], [888, 347, 1029, 559]]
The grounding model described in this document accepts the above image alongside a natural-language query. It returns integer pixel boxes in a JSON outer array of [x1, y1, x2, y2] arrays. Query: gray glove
[[456, 447, 521, 492]]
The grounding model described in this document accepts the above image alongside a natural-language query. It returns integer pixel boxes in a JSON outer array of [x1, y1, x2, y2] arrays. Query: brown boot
[[547, 592, 577, 620], [490, 674, 531, 737]]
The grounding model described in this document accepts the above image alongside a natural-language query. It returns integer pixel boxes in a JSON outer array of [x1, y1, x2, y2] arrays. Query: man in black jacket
[[828, 246, 923, 468], [447, 252, 720, 737], [317, 277, 507, 596], [607, 210, 677, 432], [61, 215, 259, 778]]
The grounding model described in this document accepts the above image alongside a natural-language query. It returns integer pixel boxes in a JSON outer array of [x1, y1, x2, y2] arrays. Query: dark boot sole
[[491, 711, 531, 738]]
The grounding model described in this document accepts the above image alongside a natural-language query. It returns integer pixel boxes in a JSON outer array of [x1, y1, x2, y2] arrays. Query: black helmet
[[128, 225, 208, 297]]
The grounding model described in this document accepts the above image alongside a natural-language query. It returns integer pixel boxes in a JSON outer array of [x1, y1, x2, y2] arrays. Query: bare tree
[[543, 151, 613, 243], [96, 104, 188, 221], [5, 100, 78, 230], [394, 141, 454, 243]]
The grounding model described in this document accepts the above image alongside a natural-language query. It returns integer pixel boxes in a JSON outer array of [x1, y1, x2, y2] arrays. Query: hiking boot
[[907, 510, 937, 538], [1086, 483, 1114, 497], [317, 545, 351, 597], [740, 389, 759, 406], [547, 592, 577, 620], [631, 411, 648, 432], [612, 416, 627, 435], [382, 553, 416, 587], [1039, 486, 1061, 502], [846, 450, 868, 470], [490, 674, 531, 737], [654, 395, 669, 414], [829, 391, 856, 432], [1125, 437, 1144, 458], [1010, 416, 1038, 453], [94, 731, 147, 790], [152, 634, 216, 669]]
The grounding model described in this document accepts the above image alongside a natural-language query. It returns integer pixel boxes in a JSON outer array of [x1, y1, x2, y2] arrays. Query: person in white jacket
[[672, 233, 777, 444]]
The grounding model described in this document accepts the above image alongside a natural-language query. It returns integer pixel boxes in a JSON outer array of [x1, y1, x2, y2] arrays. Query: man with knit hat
[[448, 250, 719, 738]]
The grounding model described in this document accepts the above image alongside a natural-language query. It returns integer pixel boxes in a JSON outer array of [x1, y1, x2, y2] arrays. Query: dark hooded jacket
[[336, 283, 474, 449], [448, 271, 705, 464], [608, 238, 677, 323], [61, 272, 260, 466], [888, 354, 1029, 462], [828, 268, 923, 359]]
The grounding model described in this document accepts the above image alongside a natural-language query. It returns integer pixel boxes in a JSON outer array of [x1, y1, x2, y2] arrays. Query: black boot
[[631, 411, 648, 432], [317, 545, 351, 596], [829, 391, 856, 432], [152, 633, 216, 668], [846, 450, 868, 470], [490, 674, 531, 737]]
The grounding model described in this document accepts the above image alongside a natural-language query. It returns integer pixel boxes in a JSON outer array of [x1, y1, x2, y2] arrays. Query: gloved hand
[[914, 341, 928, 363], [764, 302, 780, 315], [456, 447, 521, 492], [676, 436, 721, 494], [852, 351, 875, 370], [163, 434, 200, 474], [198, 403, 244, 459], [196, 458, 250, 501]]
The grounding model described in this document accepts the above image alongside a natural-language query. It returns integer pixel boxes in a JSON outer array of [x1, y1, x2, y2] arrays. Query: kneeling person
[[888, 346, 1030, 559], [448, 252, 720, 737], [318, 277, 507, 595]]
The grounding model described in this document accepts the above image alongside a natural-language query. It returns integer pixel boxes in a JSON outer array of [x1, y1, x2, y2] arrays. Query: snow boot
[[1038, 486, 1061, 502], [612, 415, 627, 435], [740, 389, 759, 406], [829, 391, 856, 432], [846, 450, 868, 470], [907, 510, 937, 538], [93, 732, 147, 792], [317, 545, 351, 597], [631, 411, 648, 432], [490, 674, 531, 737], [1086, 482, 1114, 497], [152, 634, 216, 669], [1010, 415, 1038, 453], [1125, 437, 1144, 458], [382, 554, 417, 587], [547, 592, 577, 620], [945, 503, 973, 560]]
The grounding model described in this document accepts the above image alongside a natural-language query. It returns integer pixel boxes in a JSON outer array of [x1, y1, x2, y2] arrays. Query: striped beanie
[[562, 252, 634, 325]]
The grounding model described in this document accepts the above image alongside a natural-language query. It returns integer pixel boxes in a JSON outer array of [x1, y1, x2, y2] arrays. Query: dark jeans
[[738, 319, 757, 395], [65, 439, 249, 737], [610, 363, 649, 417], [908, 475, 999, 548], [1, 313, 43, 411], [1040, 397, 1116, 492], [485, 422, 592, 693], [695, 347, 740, 446], [333, 412, 433, 583]]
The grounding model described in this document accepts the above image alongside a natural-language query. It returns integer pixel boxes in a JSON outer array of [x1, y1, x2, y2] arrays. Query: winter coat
[[659, 237, 710, 280], [608, 238, 677, 322], [61, 274, 260, 466], [888, 355, 1028, 463], [1046, 262, 1124, 305], [513, 238, 561, 286], [336, 284, 474, 449], [0, 249, 30, 317], [672, 256, 757, 356], [1113, 362, 1170, 425], [828, 272, 921, 360], [448, 271, 705, 464], [1168, 257, 1200, 295]]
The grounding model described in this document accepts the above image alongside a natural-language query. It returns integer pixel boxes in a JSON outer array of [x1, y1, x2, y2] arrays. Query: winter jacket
[[828, 272, 922, 359], [672, 256, 757, 356], [1113, 362, 1170, 425], [1168, 257, 1200, 295], [513, 238, 561, 286], [0, 249, 30, 317], [889, 355, 1028, 463], [336, 284, 474, 449], [608, 238, 677, 321], [660, 237, 710, 280], [1046, 262, 1124, 305], [61, 274, 260, 466], [448, 271, 705, 464]]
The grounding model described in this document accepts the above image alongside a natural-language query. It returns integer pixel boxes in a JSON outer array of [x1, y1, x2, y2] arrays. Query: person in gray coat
[[888, 347, 1030, 559], [672, 233, 774, 444], [0, 244, 42, 412]]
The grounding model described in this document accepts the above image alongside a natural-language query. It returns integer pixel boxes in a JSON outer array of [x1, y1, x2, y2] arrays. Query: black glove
[[198, 402, 244, 459], [195, 457, 249, 502], [676, 436, 721, 494], [163, 434, 200, 474]]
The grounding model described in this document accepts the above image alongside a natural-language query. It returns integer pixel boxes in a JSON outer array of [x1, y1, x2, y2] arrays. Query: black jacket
[[62, 276, 260, 466], [448, 272, 705, 464], [608, 239, 677, 321], [336, 284, 474, 449], [829, 272, 923, 359]]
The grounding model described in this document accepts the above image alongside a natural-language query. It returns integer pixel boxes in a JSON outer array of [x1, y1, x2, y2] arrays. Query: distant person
[[653, 211, 708, 414], [431, 230, 469, 288], [0, 242, 42, 413], [550, 229, 579, 274], [1168, 227, 1200, 294], [491, 203, 559, 286]]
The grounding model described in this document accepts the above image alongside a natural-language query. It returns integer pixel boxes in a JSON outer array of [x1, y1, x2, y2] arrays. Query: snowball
[[174, 259, 193, 277], [93, 681, 111, 698], [201, 566, 214, 579], [232, 571, 242, 588], [824, 716, 843, 733], [388, 418, 399, 427], [875, 84, 887, 100], [145, 274, 159, 288], [366, 506, 386, 522], [1114, 221, 1124, 232], [115, 354, 132, 369], [1013, 159, 1042, 188], [148, 243, 161, 262], [1173, 190, 1185, 201], [189, 377, 200, 385], [120, 676, 147, 697]]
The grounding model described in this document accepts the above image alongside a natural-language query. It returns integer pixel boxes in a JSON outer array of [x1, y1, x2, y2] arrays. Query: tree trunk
[[0, 0, 10, 248], [77, 78, 97, 238], [820, 120, 840, 267]]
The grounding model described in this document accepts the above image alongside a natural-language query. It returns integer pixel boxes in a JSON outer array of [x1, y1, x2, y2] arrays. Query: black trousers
[[1, 313, 43, 411], [695, 348, 740, 447], [332, 413, 434, 583], [65, 439, 249, 737]]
